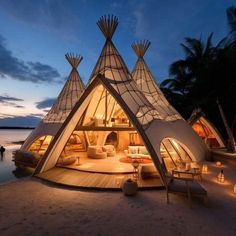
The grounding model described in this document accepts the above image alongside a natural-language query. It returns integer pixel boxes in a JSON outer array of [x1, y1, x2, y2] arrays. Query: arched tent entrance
[[51, 82, 160, 180], [189, 110, 225, 149], [160, 138, 194, 172], [105, 132, 118, 147]]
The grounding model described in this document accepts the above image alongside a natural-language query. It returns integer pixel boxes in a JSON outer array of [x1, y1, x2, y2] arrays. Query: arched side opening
[[105, 131, 118, 147], [160, 138, 194, 173], [28, 135, 54, 156], [192, 118, 224, 148]]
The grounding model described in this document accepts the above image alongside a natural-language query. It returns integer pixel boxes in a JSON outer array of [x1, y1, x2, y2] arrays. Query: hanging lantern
[[217, 169, 225, 183], [202, 164, 208, 173], [234, 184, 236, 194], [216, 161, 222, 167]]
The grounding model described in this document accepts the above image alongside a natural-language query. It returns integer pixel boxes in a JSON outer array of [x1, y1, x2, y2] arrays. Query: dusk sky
[[0, 0, 235, 127]]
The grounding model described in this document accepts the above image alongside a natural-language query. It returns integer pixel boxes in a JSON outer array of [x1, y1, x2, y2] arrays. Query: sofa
[[87, 145, 116, 159], [87, 146, 107, 159], [126, 146, 151, 159], [102, 145, 116, 157], [57, 155, 77, 165]]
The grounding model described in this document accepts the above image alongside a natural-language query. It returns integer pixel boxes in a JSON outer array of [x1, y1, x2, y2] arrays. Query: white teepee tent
[[21, 54, 85, 155], [35, 16, 207, 186], [131, 40, 181, 121]]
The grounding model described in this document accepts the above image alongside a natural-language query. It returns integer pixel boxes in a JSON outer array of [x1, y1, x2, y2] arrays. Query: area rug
[[119, 157, 153, 164]]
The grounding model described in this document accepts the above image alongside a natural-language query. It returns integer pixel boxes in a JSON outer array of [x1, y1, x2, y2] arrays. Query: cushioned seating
[[87, 146, 107, 159], [103, 145, 116, 157], [127, 146, 151, 159], [57, 155, 77, 165]]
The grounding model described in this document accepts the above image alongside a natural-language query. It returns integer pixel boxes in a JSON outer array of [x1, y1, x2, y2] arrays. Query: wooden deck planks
[[37, 167, 163, 190]]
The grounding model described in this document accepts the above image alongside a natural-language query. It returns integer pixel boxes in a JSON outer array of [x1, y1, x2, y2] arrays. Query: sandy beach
[[0, 157, 236, 236]]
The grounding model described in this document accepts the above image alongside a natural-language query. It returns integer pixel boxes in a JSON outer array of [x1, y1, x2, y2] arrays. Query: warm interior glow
[[54, 83, 158, 178], [217, 170, 225, 183], [160, 138, 193, 172], [28, 135, 53, 156], [192, 119, 221, 148], [216, 161, 222, 167], [202, 164, 208, 173]]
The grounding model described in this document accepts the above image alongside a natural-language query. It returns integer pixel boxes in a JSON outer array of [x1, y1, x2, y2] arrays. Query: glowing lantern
[[217, 169, 225, 183], [216, 161, 222, 167], [234, 184, 236, 194], [202, 164, 208, 173]]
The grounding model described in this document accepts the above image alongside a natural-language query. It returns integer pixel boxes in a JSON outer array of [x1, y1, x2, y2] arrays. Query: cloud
[[0, 95, 23, 102], [0, 115, 41, 127], [29, 113, 44, 118], [14, 105, 25, 108], [0, 94, 24, 108], [0, 0, 80, 40], [0, 35, 62, 83], [35, 98, 56, 109]]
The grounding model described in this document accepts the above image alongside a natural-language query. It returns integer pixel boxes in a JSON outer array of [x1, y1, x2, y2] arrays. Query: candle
[[216, 161, 222, 167], [217, 169, 225, 183], [202, 164, 208, 173]]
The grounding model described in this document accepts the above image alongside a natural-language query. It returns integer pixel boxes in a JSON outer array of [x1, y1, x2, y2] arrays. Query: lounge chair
[[166, 173, 208, 207]]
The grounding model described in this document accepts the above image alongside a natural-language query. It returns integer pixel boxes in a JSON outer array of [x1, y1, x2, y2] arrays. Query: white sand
[[1, 158, 236, 236]]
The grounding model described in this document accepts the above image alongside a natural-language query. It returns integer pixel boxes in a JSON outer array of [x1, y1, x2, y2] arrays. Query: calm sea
[[0, 129, 33, 184]]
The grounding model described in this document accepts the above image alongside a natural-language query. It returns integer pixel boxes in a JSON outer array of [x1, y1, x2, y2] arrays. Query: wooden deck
[[36, 167, 164, 190]]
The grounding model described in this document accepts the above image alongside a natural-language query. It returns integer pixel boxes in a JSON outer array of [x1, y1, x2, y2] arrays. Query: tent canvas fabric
[[131, 40, 181, 122], [35, 16, 207, 186], [21, 54, 85, 151], [189, 109, 225, 148]]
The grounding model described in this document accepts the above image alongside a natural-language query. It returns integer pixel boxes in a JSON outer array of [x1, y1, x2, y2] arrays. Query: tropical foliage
[[160, 6, 236, 139]]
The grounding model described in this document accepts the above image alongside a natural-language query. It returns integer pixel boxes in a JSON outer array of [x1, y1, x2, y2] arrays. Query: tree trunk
[[217, 99, 236, 153]]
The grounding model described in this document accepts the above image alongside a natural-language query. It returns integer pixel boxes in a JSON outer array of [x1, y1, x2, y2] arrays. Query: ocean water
[[0, 129, 33, 184]]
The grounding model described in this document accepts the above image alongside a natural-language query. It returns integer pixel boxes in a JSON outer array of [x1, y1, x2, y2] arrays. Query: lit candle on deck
[[202, 164, 208, 173], [217, 169, 225, 183], [216, 161, 222, 167]]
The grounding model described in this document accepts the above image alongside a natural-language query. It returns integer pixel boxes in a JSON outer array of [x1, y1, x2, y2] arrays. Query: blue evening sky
[[0, 0, 234, 126]]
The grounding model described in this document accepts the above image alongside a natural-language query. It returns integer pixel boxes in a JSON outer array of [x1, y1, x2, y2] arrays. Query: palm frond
[[227, 6, 236, 41]]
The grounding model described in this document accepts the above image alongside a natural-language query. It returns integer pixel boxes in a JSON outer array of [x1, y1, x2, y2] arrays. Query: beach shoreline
[[1, 158, 236, 236]]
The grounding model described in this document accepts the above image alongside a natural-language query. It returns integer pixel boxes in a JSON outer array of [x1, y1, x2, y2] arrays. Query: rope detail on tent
[[97, 15, 118, 39], [65, 53, 83, 69], [131, 40, 182, 121], [43, 52, 85, 123], [132, 40, 151, 58]]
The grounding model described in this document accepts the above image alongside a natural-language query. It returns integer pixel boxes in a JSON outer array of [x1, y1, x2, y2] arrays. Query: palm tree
[[161, 6, 236, 140], [227, 6, 236, 44], [161, 34, 219, 115]]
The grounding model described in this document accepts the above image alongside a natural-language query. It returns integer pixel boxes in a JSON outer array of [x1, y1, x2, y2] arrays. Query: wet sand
[[0, 158, 236, 236]]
